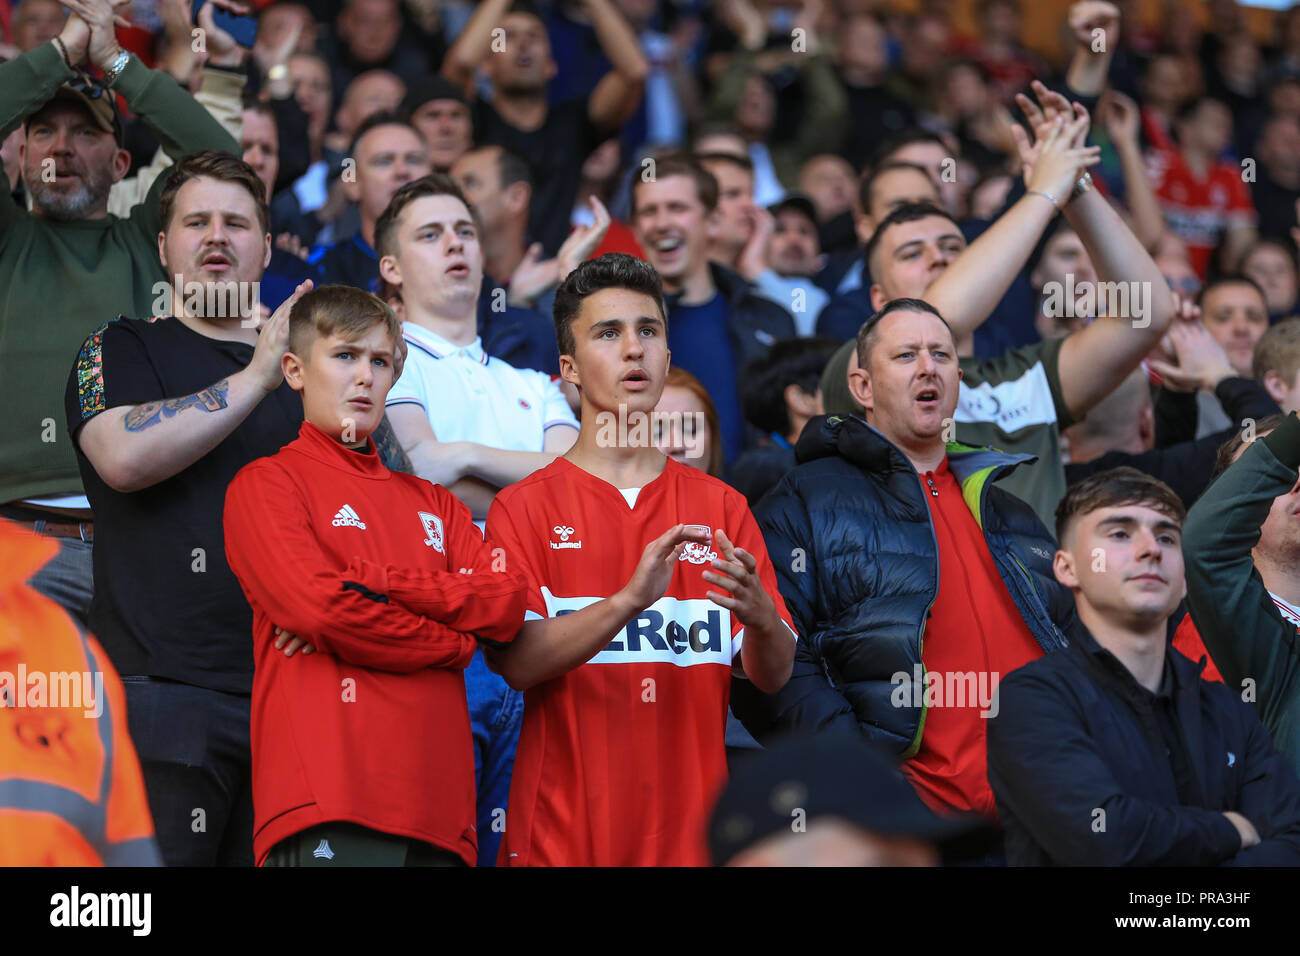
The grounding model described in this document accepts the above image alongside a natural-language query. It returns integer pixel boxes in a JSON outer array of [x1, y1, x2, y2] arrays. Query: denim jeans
[[26, 534, 93, 631], [121, 677, 254, 866], [464, 648, 523, 867]]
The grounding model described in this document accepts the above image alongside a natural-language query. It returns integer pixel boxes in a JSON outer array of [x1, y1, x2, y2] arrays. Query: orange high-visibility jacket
[[0, 520, 160, 865]]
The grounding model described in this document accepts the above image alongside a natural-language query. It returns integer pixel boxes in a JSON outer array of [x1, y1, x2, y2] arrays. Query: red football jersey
[[1145, 146, 1257, 279], [486, 457, 797, 866]]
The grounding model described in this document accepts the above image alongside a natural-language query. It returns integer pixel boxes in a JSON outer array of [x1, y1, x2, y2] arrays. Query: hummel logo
[[332, 504, 366, 529], [312, 839, 335, 860], [550, 524, 581, 550]]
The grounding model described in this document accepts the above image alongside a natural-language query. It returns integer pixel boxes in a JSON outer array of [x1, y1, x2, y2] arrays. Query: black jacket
[[988, 630, 1300, 866], [731, 415, 1081, 755], [663, 263, 795, 372]]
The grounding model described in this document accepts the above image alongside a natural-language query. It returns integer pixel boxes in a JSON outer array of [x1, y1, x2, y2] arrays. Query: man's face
[[14, 0, 64, 51], [347, 125, 431, 226], [1057, 505, 1185, 627], [158, 176, 271, 316], [889, 142, 958, 215], [633, 175, 713, 288], [451, 147, 513, 235], [737, 74, 775, 137], [1259, 118, 1300, 181], [337, 71, 405, 136], [869, 215, 966, 306], [379, 194, 483, 316], [288, 326, 398, 444], [1031, 229, 1098, 330], [838, 15, 888, 79], [701, 160, 755, 258], [865, 166, 941, 234], [1202, 281, 1269, 377], [561, 288, 669, 419], [289, 55, 333, 142], [849, 310, 961, 452], [769, 208, 821, 277], [241, 109, 280, 202], [412, 99, 472, 171], [21, 102, 126, 221], [339, 0, 402, 65], [798, 155, 855, 221], [1182, 101, 1232, 155], [1243, 244, 1298, 315], [1143, 56, 1187, 109], [489, 12, 555, 94]]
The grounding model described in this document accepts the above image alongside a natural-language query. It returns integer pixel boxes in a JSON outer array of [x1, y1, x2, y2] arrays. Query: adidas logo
[[332, 504, 366, 529], [312, 839, 335, 861]]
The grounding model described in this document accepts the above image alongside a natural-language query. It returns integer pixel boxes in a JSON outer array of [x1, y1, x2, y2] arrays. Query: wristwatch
[[104, 49, 131, 85], [267, 64, 289, 84], [1070, 171, 1093, 203]]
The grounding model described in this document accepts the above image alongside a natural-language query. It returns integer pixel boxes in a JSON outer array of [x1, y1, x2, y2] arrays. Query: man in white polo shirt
[[375, 173, 577, 866]]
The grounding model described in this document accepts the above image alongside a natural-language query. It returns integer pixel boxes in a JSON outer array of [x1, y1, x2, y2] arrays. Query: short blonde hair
[[288, 285, 407, 380]]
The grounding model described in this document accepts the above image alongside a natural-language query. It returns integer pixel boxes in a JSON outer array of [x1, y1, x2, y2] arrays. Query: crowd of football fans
[[7, 0, 1300, 867]]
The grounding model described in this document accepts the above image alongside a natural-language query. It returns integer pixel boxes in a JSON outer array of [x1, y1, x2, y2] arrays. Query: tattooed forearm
[[123, 379, 232, 432], [373, 414, 415, 474]]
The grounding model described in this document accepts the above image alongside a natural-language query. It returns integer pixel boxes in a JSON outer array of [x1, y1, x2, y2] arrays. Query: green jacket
[[0, 42, 239, 504], [1183, 412, 1300, 775]]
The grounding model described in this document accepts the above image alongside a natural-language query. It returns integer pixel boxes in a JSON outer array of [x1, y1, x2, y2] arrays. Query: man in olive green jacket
[[1183, 411, 1300, 775]]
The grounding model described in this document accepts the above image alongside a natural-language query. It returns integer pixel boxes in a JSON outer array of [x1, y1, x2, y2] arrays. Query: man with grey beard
[[0, 0, 237, 626]]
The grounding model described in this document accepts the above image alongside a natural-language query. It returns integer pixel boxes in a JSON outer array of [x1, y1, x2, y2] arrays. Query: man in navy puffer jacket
[[731, 298, 1084, 822]]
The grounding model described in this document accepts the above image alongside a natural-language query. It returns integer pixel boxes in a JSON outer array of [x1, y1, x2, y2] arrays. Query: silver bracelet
[[104, 49, 131, 85], [1027, 189, 1062, 211]]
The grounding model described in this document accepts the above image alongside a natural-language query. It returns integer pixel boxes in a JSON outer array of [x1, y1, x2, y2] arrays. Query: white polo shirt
[[386, 322, 578, 450]]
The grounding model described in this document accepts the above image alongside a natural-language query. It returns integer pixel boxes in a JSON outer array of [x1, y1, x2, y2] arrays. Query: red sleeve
[[485, 491, 548, 620], [223, 461, 476, 673], [1173, 614, 1224, 684], [340, 485, 529, 646], [1224, 168, 1258, 220]]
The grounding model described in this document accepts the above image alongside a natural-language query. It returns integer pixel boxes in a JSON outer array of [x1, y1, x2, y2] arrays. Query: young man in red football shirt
[[223, 284, 529, 866], [484, 252, 797, 866]]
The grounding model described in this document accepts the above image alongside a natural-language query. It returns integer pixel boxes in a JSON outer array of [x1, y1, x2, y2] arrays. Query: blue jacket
[[731, 414, 1081, 755], [988, 629, 1300, 866]]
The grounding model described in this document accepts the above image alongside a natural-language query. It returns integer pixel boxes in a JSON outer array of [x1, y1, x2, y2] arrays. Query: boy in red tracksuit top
[[224, 285, 528, 867], [485, 254, 799, 866]]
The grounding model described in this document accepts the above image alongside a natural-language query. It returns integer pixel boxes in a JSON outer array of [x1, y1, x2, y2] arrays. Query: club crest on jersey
[[550, 525, 581, 550], [419, 511, 444, 552], [678, 541, 718, 564]]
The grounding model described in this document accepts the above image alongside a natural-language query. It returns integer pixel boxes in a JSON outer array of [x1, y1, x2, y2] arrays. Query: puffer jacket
[[731, 414, 1082, 756]]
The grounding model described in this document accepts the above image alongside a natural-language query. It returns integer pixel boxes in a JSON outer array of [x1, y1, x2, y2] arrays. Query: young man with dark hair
[[988, 467, 1300, 865], [730, 336, 839, 506], [631, 151, 795, 464], [484, 252, 797, 866], [1183, 412, 1300, 776], [65, 151, 308, 866], [223, 284, 528, 867]]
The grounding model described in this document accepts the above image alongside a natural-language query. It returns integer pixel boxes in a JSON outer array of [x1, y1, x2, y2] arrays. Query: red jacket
[[223, 422, 527, 865]]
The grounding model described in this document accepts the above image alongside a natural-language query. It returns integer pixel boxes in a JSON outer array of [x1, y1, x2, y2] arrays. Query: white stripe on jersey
[[540, 586, 738, 666]]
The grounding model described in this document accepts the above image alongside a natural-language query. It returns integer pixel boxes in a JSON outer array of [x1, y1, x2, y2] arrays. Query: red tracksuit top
[[223, 421, 528, 865]]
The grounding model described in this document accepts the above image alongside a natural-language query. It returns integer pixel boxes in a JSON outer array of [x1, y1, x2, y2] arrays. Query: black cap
[[401, 73, 469, 115], [768, 191, 818, 224], [708, 734, 998, 865]]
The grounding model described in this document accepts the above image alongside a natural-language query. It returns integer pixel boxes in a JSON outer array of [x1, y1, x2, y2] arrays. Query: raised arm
[[584, 0, 649, 129], [441, 0, 512, 92], [1099, 89, 1165, 252], [1183, 413, 1300, 728], [923, 109, 1100, 352], [73, 283, 308, 493]]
